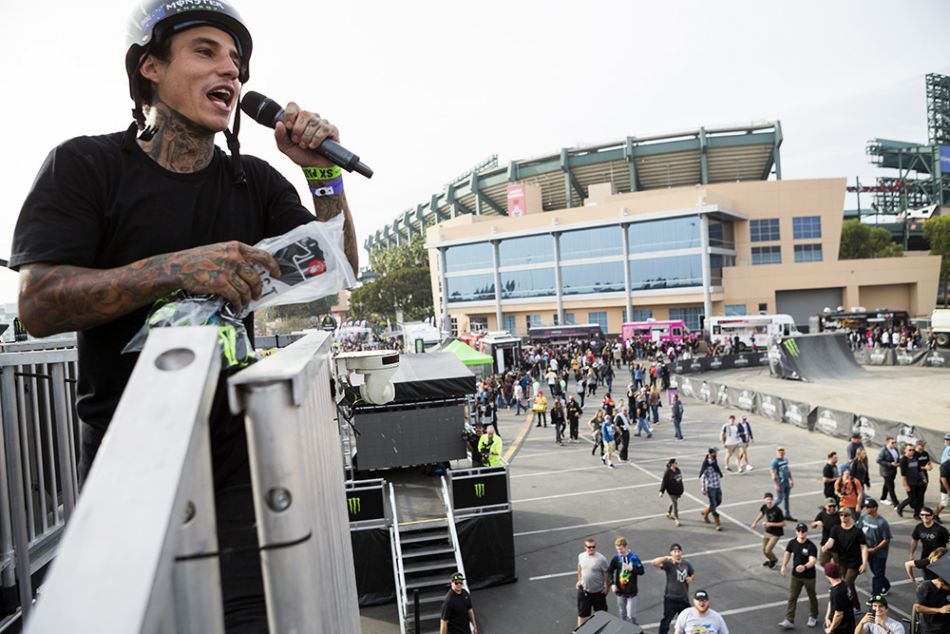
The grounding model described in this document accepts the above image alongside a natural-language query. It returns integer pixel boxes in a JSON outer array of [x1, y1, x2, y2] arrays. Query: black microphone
[[241, 91, 373, 179]]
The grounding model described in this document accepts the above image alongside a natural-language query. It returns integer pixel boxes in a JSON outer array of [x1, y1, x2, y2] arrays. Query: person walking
[[601, 413, 618, 469], [532, 390, 548, 428], [720, 415, 742, 472], [821, 508, 867, 610], [876, 437, 901, 506], [737, 415, 754, 471], [589, 409, 606, 459], [649, 386, 662, 426], [778, 522, 819, 630], [576, 538, 610, 628], [857, 499, 893, 596], [575, 372, 587, 408], [909, 506, 950, 562], [551, 398, 566, 446], [674, 590, 729, 634], [670, 393, 685, 441], [812, 498, 842, 567], [912, 570, 950, 634], [821, 562, 856, 634], [651, 543, 695, 634], [896, 443, 923, 519], [615, 405, 631, 462], [439, 572, 478, 634], [771, 446, 795, 520], [660, 458, 684, 527], [699, 448, 724, 531], [835, 466, 863, 514], [513, 380, 526, 416], [851, 446, 872, 505], [633, 392, 652, 439], [608, 537, 645, 624], [752, 492, 786, 568], [823, 452, 841, 503], [566, 395, 582, 443]]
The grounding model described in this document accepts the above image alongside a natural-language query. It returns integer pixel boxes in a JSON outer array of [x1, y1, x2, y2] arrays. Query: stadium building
[[364, 122, 940, 336]]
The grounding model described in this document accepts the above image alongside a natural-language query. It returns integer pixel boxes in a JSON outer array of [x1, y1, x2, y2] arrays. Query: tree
[[350, 235, 433, 321], [838, 219, 903, 260], [924, 215, 950, 307]]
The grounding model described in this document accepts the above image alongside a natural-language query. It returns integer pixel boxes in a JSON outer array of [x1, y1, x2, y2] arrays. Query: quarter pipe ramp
[[769, 332, 867, 381]]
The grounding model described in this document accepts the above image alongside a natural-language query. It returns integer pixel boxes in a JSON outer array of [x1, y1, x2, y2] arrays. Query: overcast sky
[[1, 0, 949, 305]]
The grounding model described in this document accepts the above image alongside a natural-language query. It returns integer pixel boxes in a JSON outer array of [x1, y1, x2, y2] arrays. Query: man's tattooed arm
[[311, 189, 359, 273], [17, 242, 281, 337]]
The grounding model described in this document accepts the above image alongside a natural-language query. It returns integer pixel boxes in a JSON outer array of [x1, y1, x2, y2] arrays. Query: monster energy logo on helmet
[[783, 338, 800, 357]]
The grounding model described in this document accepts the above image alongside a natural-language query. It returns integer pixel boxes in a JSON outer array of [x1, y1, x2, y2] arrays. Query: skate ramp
[[769, 332, 867, 381]]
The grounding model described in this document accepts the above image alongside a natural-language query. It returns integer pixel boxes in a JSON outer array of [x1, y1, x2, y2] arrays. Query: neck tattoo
[[138, 100, 216, 173]]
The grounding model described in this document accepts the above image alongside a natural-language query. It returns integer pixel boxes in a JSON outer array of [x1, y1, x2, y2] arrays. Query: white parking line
[[514, 480, 660, 504]]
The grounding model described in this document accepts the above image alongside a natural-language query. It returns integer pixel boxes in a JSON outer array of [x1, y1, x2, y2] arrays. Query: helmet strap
[[224, 99, 246, 186]]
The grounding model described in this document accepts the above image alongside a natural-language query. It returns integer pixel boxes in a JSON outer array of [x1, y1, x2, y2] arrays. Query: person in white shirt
[[720, 415, 742, 472], [853, 594, 904, 634], [675, 590, 729, 634]]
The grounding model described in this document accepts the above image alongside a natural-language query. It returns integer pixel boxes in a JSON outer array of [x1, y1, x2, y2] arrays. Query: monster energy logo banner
[[345, 488, 385, 523], [453, 472, 509, 510], [783, 339, 800, 357]]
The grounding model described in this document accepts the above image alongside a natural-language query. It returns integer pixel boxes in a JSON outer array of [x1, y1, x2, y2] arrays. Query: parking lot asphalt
[[361, 385, 935, 633]]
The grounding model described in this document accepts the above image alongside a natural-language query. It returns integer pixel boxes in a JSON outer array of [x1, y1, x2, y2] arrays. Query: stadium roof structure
[[365, 121, 783, 251]]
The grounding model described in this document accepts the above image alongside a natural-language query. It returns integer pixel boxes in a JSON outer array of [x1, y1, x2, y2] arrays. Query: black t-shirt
[[914, 558, 940, 581], [814, 509, 841, 545], [912, 522, 950, 559], [823, 464, 839, 498], [941, 460, 950, 494], [441, 589, 473, 633], [760, 504, 785, 536], [784, 538, 818, 579], [10, 131, 313, 480], [829, 582, 855, 633], [900, 454, 920, 486], [829, 524, 867, 568], [916, 580, 950, 634]]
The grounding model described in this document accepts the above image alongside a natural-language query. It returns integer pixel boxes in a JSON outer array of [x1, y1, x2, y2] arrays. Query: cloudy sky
[[1, 0, 948, 305]]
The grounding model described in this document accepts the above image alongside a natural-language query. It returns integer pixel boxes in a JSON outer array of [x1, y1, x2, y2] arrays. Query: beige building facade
[[425, 178, 940, 336]]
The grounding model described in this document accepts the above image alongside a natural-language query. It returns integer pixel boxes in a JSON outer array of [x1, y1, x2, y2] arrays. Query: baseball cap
[[868, 594, 888, 608], [838, 508, 855, 518], [796, 522, 808, 532], [824, 497, 838, 506], [944, 433, 950, 440], [694, 590, 709, 601], [451, 572, 465, 582], [865, 498, 879, 508]]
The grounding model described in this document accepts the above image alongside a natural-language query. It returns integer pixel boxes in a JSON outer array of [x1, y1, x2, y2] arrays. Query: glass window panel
[[632, 309, 654, 322], [750, 218, 781, 242], [560, 226, 623, 261], [444, 242, 493, 272], [725, 304, 747, 316], [502, 315, 517, 333], [629, 255, 703, 290], [628, 216, 701, 254], [751, 246, 782, 265], [445, 273, 496, 303], [565, 312, 576, 324], [794, 243, 823, 262], [500, 268, 556, 299], [588, 311, 608, 332], [793, 216, 822, 240], [669, 307, 703, 331], [708, 219, 735, 249], [498, 234, 553, 267], [560, 261, 626, 295]]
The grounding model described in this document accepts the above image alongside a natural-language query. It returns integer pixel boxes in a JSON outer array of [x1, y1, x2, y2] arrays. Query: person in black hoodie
[[660, 458, 685, 526], [699, 448, 725, 531]]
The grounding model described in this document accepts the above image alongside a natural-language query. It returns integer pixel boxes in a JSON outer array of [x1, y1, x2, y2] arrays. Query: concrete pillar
[[439, 247, 450, 335], [621, 223, 632, 322], [492, 240, 503, 330], [700, 213, 713, 332], [552, 233, 564, 324]]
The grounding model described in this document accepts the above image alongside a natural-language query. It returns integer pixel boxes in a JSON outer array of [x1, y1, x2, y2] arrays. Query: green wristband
[[303, 165, 342, 181]]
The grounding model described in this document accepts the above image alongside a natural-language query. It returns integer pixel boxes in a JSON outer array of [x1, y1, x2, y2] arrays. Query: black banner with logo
[[894, 349, 929, 366], [813, 407, 854, 439], [351, 528, 395, 605], [781, 398, 814, 430], [452, 470, 509, 510], [923, 350, 950, 368], [727, 386, 758, 411], [755, 393, 785, 422], [866, 348, 894, 366]]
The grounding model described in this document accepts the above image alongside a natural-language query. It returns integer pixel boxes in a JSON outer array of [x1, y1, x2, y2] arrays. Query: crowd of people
[[459, 336, 950, 634]]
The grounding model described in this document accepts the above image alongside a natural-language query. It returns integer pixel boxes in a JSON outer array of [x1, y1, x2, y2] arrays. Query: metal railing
[[0, 339, 80, 625], [388, 482, 409, 634], [439, 476, 468, 589], [22, 328, 361, 632]]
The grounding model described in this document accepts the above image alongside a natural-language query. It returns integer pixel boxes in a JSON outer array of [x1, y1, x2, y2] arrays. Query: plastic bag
[[122, 216, 355, 369]]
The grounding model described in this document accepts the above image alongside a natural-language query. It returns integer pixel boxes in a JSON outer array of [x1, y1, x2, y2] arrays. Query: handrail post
[[228, 331, 360, 633]]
